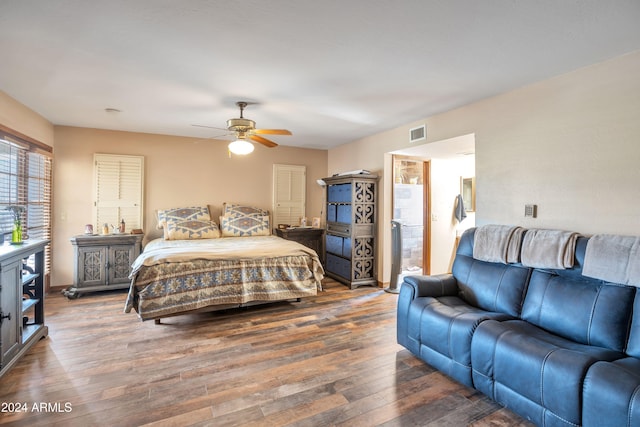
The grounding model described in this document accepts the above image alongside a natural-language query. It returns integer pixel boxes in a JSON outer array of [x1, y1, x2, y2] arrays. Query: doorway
[[387, 133, 475, 279], [392, 156, 429, 277]]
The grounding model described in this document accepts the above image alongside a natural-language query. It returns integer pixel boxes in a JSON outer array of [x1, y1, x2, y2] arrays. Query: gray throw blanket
[[583, 234, 640, 286], [520, 229, 579, 269], [473, 224, 525, 264]]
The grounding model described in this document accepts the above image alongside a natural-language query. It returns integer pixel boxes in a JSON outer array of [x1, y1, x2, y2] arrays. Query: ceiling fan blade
[[253, 129, 292, 136], [191, 132, 235, 144], [191, 124, 229, 131], [209, 132, 235, 139], [250, 134, 278, 148]]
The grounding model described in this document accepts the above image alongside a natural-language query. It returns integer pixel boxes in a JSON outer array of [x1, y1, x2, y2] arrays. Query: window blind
[[93, 154, 144, 231], [26, 152, 52, 240], [0, 136, 52, 278], [0, 140, 24, 235]]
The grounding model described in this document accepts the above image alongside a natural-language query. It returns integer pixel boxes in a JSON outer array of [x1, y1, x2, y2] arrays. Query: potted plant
[[6, 205, 25, 244]]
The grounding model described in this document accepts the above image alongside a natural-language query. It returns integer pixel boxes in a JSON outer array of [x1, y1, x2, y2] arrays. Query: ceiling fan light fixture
[[228, 139, 254, 155]]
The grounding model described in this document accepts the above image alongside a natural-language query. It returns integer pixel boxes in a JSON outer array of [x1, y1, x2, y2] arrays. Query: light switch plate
[[525, 204, 537, 218]]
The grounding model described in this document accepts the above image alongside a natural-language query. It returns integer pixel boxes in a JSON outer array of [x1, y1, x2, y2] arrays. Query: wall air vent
[[409, 125, 426, 143]]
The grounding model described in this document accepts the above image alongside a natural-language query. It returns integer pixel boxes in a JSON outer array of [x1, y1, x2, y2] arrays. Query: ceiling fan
[[193, 101, 292, 155]]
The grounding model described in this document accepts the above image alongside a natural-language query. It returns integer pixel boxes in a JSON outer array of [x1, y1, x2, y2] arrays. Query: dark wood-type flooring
[[0, 279, 532, 426]]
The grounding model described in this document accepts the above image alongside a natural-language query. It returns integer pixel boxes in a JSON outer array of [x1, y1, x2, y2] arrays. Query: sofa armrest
[[397, 273, 459, 351], [402, 274, 458, 297]]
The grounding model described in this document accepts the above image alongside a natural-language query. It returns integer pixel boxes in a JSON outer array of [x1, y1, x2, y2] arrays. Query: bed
[[124, 204, 324, 322]]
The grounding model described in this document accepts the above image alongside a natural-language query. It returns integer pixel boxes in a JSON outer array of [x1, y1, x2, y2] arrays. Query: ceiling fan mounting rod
[[236, 101, 248, 118]]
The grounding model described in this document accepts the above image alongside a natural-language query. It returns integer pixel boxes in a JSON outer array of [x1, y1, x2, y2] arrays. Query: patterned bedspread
[[124, 236, 324, 321]]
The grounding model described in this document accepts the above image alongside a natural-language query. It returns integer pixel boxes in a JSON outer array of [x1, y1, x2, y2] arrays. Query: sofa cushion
[[452, 228, 531, 317], [472, 319, 624, 427], [415, 296, 513, 387], [521, 270, 635, 352], [583, 358, 640, 427], [624, 288, 640, 358]]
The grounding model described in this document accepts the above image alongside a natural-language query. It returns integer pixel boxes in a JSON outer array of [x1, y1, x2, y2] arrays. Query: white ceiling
[[1, 1, 639, 150]]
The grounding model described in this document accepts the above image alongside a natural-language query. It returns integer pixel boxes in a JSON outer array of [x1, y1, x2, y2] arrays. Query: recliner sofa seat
[[397, 227, 640, 427], [397, 228, 531, 387]]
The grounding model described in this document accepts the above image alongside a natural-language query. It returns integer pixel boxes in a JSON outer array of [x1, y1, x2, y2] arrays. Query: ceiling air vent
[[409, 125, 426, 143]]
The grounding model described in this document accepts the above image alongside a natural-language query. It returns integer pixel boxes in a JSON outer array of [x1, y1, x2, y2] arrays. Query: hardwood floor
[[0, 279, 532, 427]]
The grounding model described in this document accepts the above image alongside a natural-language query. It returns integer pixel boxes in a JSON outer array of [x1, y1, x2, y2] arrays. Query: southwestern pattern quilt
[[124, 236, 324, 321]]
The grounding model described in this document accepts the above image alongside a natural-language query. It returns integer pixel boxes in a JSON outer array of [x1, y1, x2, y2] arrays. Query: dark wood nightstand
[[275, 227, 325, 265]]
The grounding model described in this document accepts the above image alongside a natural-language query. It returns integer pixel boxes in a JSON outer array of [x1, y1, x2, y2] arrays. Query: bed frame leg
[[154, 319, 161, 325]]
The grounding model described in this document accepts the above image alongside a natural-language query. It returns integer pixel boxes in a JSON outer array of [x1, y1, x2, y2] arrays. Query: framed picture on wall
[[461, 177, 475, 212]]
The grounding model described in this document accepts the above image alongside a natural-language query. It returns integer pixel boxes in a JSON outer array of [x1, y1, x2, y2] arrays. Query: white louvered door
[[93, 154, 144, 232], [272, 164, 306, 229]]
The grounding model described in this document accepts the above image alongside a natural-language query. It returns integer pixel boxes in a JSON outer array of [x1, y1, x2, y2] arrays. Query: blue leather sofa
[[581, 290, 640, 427], [397, 227, 640, 427], [396, 227, 531, 387]]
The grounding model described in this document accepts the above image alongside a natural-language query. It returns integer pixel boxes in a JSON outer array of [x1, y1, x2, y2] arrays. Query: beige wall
[[429, 156, 475, 275], [329, 51, 640, 283], [52, 126, 328, 287], [4, 51, 640, 287], [0, 90, 54, 147]]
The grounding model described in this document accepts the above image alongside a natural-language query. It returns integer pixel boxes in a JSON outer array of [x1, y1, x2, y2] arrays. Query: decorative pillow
[[164, 219, 220, 240], [220, 215, 271, 237], [157, 206, 211, 229], [222, 203, 269, 218]]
